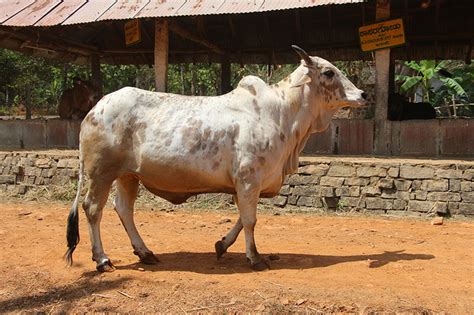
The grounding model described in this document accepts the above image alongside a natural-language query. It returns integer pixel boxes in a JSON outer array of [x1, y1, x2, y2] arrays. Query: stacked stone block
[[272, 159, 473, 216], [1, 151, 473, 216], [0, 152, 79, 195]]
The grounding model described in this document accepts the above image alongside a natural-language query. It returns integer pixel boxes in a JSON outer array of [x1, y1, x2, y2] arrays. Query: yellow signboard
[[124, 20, 141, 46], [359, 18, 405, 52]]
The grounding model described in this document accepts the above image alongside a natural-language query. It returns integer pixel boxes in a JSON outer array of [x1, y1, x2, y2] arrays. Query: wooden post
[[220, 55, 231, 94], [154, 19, 169, 92], [91, 54, 102, 97], [373, 0, 391, 155]]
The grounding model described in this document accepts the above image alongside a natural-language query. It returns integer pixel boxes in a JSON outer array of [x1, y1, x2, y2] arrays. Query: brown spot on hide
[[274, 83, 279, 88], [320, 80, 343, 93], [181, 120, 206, 154], [252, 99, 261, 115], [228, 124, 240, 146], [259, 139, 270, 151], [212, 161, 220, 170], [209, 142, 219, 156], [248, 85, 257, 96], [216, 129, 225, 140], [258, 156, 266, 166], [90, 115, 98, 126], [280, 132, 285, 141], [100, 108, 104, 115], [203, 127, 211, 141], [189, 138, 202, 155], [248, 145, 257, 154]]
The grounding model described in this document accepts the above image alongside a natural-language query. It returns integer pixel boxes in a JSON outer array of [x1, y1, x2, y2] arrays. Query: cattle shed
[[0, 0, 473, 157]]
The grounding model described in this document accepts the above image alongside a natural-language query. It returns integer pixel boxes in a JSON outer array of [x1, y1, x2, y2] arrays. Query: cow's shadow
[[115, 250, 434, 274]]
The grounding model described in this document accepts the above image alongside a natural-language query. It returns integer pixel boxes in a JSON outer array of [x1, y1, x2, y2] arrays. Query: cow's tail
[[65, 149, 84, 266]]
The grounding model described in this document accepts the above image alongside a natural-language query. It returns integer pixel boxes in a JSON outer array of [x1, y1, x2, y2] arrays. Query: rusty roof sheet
[[61, 0, 116, 25], [0, 0, 36, 23], [0, 0, 365, 26], [35, 0, 87, 26], [3, 0, 62, 26], [135, 0, 186, 18], [172, 0, 225, 16], [260, 0, 363, 12], [99, 0, 149, 21]]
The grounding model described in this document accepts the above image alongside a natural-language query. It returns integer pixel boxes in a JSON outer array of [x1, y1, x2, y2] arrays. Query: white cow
[[65, 46, 366, 272]]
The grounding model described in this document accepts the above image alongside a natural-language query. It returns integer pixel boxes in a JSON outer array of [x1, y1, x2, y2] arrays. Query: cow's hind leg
[[114, 175, 158, 265], [215, 195, 243, 259], [83, 179, 114, 272]]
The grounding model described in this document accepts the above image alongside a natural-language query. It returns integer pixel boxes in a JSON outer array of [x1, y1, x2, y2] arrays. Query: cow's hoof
[[215, 240, 227, 260], [141, 253, 160, 265], [251, 260, 270, 271], [96, 260, 115, 273]]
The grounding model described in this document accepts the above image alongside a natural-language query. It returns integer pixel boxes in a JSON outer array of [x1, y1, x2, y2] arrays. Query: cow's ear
[[290, 73, 312, 88]]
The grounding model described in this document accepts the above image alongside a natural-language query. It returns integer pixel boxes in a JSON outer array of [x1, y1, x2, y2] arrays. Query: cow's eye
[[323, 70, 335, 78]]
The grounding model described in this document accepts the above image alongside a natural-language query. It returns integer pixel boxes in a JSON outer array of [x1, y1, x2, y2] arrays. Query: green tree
[[396, 60, 466, 103]]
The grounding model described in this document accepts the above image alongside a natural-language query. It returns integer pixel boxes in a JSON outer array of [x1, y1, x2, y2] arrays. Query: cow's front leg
[[236, 181, 269, 271]]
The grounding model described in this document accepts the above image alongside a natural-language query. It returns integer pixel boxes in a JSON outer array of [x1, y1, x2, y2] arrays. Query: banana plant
[[396, 60, 466, 103]]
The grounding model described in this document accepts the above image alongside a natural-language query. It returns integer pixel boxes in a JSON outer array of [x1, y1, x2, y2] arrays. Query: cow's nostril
[[361, 92, 368, 100]]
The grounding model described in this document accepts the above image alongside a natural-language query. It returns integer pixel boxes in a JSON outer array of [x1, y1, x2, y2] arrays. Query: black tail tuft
[[65, 205, 80, 266]]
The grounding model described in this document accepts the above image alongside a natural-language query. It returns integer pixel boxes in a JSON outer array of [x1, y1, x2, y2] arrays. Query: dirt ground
[[0, 201, 473, 314]]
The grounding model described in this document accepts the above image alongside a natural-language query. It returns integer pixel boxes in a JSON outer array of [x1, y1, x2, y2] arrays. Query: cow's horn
[[291, 45, 313, 66]]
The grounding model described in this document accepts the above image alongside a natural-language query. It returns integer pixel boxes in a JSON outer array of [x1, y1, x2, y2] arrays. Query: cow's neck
[[272, 66, 338, 176]]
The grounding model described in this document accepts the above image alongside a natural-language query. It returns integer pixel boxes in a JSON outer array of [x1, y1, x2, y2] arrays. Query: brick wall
[[1, 151, 473, 216]]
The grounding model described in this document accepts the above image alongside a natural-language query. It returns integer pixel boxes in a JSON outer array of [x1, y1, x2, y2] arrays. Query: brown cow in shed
[[65, 46, 367, 272], [58, 77, 99, 119]]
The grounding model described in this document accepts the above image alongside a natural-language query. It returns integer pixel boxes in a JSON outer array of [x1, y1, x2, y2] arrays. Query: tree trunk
[[5, 88, 9, 108], [191, 63, 196, 96], [25, 86, 32, 120], [180, 64, 185, 95]]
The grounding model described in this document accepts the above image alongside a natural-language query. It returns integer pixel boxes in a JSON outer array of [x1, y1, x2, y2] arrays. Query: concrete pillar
[[373, 0, 391, 155], [154, 19, 169, 92], [90, 54, 102, 97], [220, 55, 232, 94]]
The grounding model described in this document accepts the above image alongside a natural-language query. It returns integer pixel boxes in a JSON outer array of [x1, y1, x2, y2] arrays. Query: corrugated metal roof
[[217, 0, 265, 15], [172, 0, 225, 17], [99, 0, 150, 21], [3, 0, 62, 26], [0, 0, 36, 23], [135, 0, 187, 18], [61, 0, 116, 25], [0, 0, 365, 27], [35, 0, 87, 26]]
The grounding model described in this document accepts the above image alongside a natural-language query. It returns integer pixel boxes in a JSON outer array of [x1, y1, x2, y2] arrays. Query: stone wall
[[272, 158, 474, 216], [1, 151, 473, 217], [0, 151, 79, 195]]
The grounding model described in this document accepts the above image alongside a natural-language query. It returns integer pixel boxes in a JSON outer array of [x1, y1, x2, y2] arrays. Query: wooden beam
[[155, 19, 169, 92], [374, 0, 392, 155], [0, 28, 98, 56], [169, 20, 225, 55]]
